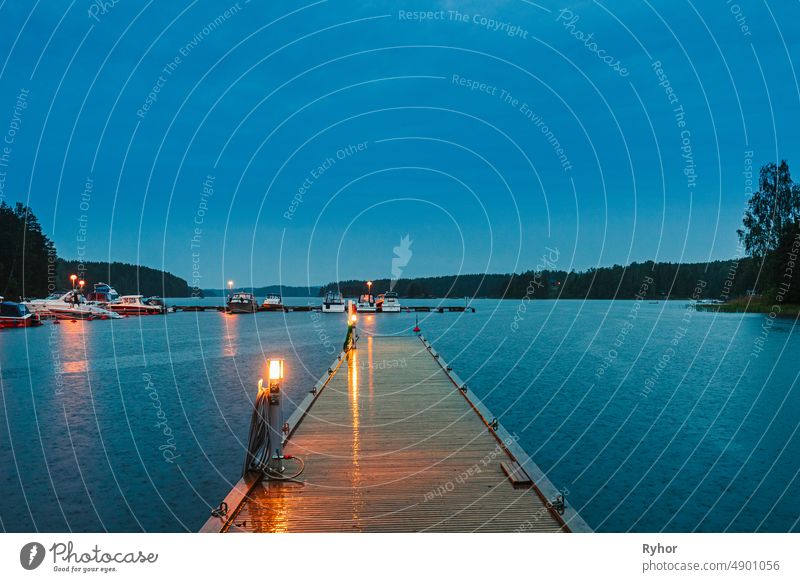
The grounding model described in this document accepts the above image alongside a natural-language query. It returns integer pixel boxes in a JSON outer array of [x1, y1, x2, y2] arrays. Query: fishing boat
[[227, 292, 259, 314], [107, 295, 165, 315], [376, 291, 401, 313], [356, 293, 376, 312], [261, 293, 283, 311], [24, 290, 121, 320], [85, 282, 120, 305], [0, 297, 42, 328], [322, 290, 345, 313]]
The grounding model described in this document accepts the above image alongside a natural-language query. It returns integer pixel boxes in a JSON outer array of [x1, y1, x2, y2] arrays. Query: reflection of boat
[[0, 297, 42, 328], [85, 282, 119, 305], [227, 292, 258, 314], [356, 293, 376, 312], [376, 291, 401, 313], [322, 290, 345, 313], [261, 293, 283, 311], [24, 290, 121, 320], [107, 295, 165, 315]]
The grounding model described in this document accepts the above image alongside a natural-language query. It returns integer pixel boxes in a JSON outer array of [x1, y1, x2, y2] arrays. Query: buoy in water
[[413, 315, 420, 334]]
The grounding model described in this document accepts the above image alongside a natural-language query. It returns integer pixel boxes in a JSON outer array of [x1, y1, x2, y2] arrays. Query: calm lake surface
[[1, 298, 798, 532]]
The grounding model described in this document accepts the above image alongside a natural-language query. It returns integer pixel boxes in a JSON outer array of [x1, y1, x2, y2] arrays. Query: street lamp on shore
[[70, 274, 77, 289]]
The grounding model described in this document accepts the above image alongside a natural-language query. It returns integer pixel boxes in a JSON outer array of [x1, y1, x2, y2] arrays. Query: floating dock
[[171, 305, 476, 313], [202, 333, 589, 533]]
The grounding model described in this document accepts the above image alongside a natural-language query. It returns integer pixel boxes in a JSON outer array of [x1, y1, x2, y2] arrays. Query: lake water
[[1, 298, 798, 532]]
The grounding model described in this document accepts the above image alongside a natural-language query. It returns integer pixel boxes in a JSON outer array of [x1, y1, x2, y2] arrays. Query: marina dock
[[202, 333, 589, 533], [171, 305, 475, 313]]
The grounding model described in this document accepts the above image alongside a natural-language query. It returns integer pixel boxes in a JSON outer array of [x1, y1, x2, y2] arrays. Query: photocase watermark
[[640, 279, 707, 398], [555, 9, 629, 77], [358, 357, 407, 370], [143, 373, 180, 464], [284, 141, 368, 220], [20, 542, 46, 570], [189, 175, 215, 297], [511, 246, 559, 332], [0, 87, 29, 204], [136, 2, 245, 119], [452, 74, 572, 171], [596, 275, 654, 378], [652, 59, 696, 192], [726, 0, 753, 38], [515, 486, 571, 532], [309, 310, 338, 355], [390, 235, 413, 290], [87, 0, 122, 23], [751, 231, 800, 359], [75, 176, 94, 281], [422, 435, 518, 501], [398, 9, 528, 39]]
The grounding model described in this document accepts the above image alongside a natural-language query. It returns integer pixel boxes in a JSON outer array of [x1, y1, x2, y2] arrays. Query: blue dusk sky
[[0, 1, 797, 288]]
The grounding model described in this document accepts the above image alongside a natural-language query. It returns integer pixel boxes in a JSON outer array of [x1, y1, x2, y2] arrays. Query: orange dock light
[[78, 280, 85, 289], [267, 358, 284, 383], [70, 274, 77, 288]]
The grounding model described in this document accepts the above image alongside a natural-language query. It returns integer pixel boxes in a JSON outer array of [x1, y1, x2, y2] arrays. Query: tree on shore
[[0, 202, 57, 300], [738, 160, 800, 257]]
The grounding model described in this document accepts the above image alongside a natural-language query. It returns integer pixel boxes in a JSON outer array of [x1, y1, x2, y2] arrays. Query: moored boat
[[227, 292, 258, 314], [322, 290, 345, 313], [261, 293, 283, 311], [376, 291, 401, 313], [0, 297, 42, 328], [24, 290, 121, 320], [85, 282, 120, 305], [107, 295, 165, 315], [356, 293, 376, 312]]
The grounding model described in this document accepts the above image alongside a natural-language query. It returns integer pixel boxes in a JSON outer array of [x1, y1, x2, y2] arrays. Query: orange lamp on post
[[265, 357, 285, 473], [69, 274, 77, 289], [78, 280, 85, 292]]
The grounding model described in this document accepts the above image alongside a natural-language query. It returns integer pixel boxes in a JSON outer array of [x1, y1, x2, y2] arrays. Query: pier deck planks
[[220, 335, 569, 533]]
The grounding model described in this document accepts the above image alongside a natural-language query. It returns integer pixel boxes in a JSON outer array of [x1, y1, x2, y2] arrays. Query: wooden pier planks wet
[[208, 335, 584, 533]]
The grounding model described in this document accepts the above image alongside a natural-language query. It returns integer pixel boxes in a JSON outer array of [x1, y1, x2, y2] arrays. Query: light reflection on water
[[0, 298, 798, 532]]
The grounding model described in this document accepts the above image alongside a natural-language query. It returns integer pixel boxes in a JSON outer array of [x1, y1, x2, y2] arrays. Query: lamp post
[[70, 274, 77, 289], [78, 280, 85, 293], [266, 358, 285, 474]]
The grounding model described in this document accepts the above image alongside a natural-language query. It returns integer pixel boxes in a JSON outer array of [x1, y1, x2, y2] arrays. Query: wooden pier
[[201, 334, 588, 533]]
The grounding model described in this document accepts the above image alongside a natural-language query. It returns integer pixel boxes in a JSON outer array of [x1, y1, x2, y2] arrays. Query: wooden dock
[[201, 334, 589, 533]]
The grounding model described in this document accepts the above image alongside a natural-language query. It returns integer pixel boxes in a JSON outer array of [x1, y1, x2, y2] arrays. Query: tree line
[[1, 201, 191, 300]]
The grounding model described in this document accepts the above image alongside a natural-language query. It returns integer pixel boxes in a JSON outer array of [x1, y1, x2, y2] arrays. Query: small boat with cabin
[[376, 291, 401, 313], [227, 292, 259, 314], [322, 290, 345, 313], [107, 295, 166, 315], [356, 293, 376, 312], [261, 293, 283, 311], [0, 297, 43, 329], [85, 282, 120, 305]]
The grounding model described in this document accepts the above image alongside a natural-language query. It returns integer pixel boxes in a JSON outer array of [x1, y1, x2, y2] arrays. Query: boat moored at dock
[[0, 297, 43, 328], [261, 293, 283, 311], [322, 290, 345, 313], [107, 295, 166, 315], [24, 290, 122, 320], [356, 293, 376, 312], [376, 291, 401, 312], [227, 292, 258, 314]]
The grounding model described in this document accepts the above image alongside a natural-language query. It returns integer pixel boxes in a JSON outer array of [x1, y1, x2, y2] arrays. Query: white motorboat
[[322, 290, 345, 313], [107, 295, 166, 315], [24, 290, 122, 320], [261, 293, 283, 311], [356, 293, 376, 312], [376, 291, 401, 313]]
